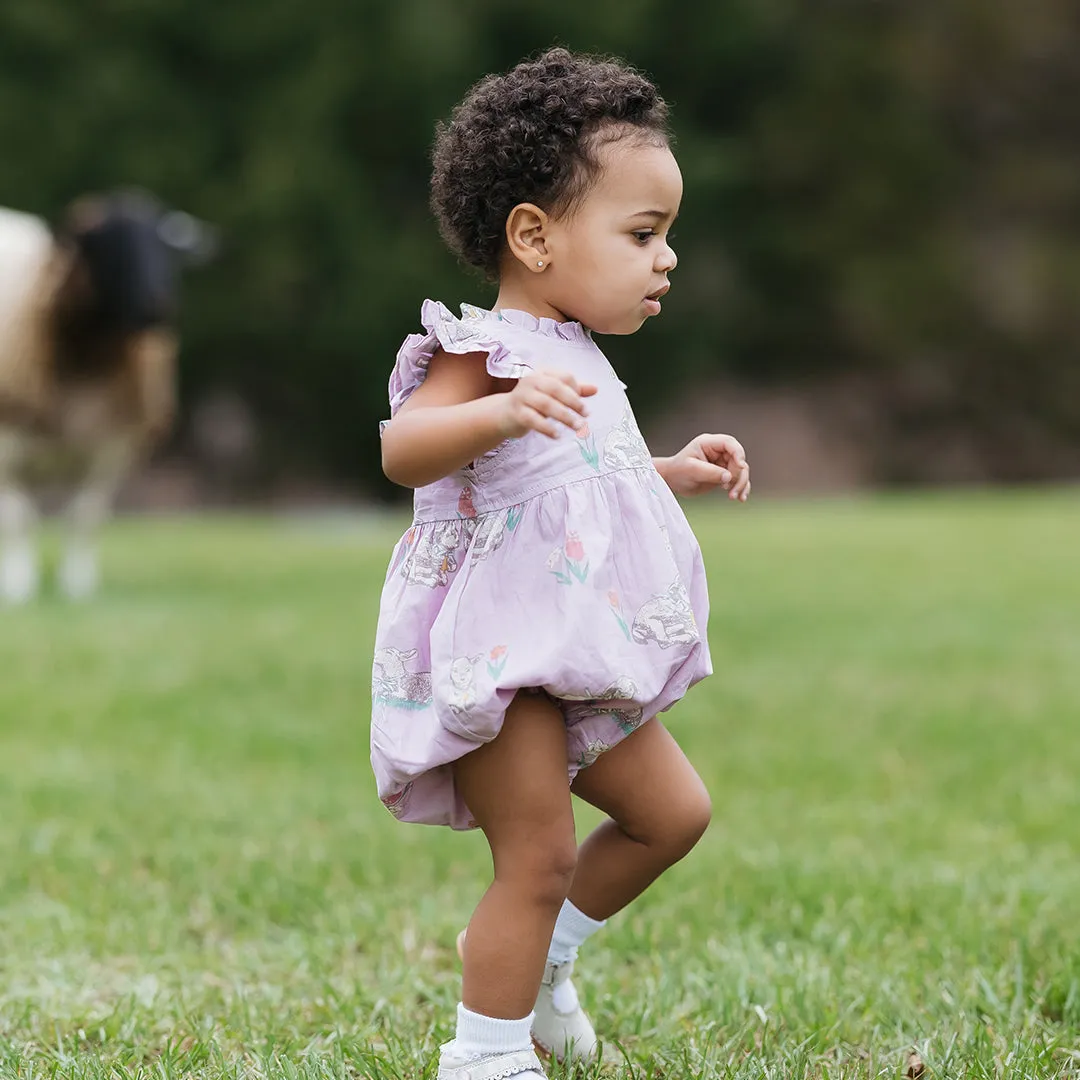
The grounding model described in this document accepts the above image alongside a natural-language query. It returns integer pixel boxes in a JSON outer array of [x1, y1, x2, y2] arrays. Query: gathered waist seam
[[411, 464, 659, 524]]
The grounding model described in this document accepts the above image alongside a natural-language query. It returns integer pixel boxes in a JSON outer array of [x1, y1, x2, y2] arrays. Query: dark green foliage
[[1, 0, 1075, 492]]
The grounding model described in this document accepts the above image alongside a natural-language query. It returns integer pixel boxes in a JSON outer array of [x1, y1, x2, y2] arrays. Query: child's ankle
[[450, 1003, 535, 1058], [548, 899, 606, 964]]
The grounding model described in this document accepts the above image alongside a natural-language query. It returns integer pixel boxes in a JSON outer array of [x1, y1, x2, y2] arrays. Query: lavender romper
[[371, 301, 713, 829]]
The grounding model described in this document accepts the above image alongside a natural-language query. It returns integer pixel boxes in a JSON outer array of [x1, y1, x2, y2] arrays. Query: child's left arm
[[653, 433, 751, 501]]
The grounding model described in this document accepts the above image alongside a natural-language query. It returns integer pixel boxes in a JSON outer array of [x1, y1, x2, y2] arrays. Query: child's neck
[[492, 279, 571, 324]]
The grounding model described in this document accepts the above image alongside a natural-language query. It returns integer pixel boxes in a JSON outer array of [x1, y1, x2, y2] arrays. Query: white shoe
[[455, 930, 599, 1064], [532, 957, 599, 1063], [436, 1044, 546, 1079]]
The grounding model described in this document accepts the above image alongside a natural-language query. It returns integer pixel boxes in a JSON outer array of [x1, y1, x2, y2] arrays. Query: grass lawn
[[0, 489, 1077, 1078]]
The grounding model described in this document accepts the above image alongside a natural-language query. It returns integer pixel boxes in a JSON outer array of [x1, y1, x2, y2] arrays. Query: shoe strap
[[541, 958, 574, 986], [451, 1048, 544, 1080]]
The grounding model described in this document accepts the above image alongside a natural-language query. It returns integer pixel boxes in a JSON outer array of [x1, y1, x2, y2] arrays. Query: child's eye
[[632, 230, 654, 244]]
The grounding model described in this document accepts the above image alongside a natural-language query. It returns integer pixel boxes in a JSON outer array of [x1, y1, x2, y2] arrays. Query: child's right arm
[[381, 350, 597, 489]]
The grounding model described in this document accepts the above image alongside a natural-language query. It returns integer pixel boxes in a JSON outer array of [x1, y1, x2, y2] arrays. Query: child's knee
[[529, 832, 578, 905], [653, 784, 712, 861], [495, 827, 578, 907], [681, 787, 713, 851]]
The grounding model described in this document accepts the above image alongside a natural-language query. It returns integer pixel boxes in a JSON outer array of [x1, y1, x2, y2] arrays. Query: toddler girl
[[372, 46, 750, 1080]]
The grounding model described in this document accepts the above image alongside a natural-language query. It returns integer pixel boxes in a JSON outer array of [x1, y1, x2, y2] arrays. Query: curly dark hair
[[430, 47, 670, 278]]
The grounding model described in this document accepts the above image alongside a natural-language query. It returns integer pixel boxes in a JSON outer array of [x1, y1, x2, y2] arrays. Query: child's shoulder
[[393, 298, 598, 383], [387, 301, 533, 421]]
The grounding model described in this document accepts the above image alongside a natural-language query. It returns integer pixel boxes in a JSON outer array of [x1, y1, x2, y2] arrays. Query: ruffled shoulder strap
[[383, 300, 532, 426]]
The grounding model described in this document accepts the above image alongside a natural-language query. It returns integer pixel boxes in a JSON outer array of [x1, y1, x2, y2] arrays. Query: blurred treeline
[[1, 0, 1077, 496]]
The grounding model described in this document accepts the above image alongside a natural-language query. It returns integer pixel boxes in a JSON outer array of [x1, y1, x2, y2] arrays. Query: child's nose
[[657, 242, 677, 272]]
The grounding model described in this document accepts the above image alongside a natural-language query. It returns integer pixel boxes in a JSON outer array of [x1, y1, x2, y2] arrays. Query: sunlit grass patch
[[0, 491, 1077, 1077]]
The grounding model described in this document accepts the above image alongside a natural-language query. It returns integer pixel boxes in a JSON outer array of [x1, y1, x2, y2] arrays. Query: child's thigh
[[570, 719, 711, 840], [452, 689, 575, 847]]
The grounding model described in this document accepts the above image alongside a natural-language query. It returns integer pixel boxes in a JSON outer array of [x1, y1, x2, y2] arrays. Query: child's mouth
[[644, 285, 669, 316]]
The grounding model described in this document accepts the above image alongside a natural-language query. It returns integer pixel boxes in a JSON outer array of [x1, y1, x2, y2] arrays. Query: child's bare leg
[[452, 691, 577, 1019], [568, 718, 711, 920]]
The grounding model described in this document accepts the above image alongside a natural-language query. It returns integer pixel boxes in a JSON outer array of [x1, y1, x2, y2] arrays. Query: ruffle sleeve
[[382, 301, 533, 432]]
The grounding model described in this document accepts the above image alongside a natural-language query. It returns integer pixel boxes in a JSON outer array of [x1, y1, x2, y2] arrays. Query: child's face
[[545, 137, 681, 335]]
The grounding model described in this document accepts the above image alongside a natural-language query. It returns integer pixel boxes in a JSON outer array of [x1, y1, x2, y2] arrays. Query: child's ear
[[504, 203, 550, 272]]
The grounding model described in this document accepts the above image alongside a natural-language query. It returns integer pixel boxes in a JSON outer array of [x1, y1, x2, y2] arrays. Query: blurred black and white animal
[[0, 189, 214, 603]]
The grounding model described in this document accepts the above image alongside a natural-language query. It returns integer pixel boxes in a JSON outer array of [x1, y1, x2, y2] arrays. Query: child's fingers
[[524, 392, 586, 436], [723, 435, 748, 464], [537, 370, 597, 408], [511, 371, 601, 436], [545, 375, 593, 416], [529, 377, 590, 428], [699, 433, 747, 468], [520, 404, 560, 439], [729, 467, 751, 501], [536, 391, 589, 432], [687, 458, 731, 488]]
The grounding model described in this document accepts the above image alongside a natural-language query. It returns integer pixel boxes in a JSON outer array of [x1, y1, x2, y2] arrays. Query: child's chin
[[593, 315, 647, 336]]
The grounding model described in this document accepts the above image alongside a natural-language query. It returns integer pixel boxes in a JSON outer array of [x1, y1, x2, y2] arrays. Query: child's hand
[[499, 370, 598, 439], [659, 433, 751, 501]]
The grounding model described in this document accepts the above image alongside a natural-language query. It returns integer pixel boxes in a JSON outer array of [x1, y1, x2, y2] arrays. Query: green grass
[[0, 490, 1078, 1079]]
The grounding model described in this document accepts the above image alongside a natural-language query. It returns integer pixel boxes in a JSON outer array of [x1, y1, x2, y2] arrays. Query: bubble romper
[[371, 301, 712, 828]]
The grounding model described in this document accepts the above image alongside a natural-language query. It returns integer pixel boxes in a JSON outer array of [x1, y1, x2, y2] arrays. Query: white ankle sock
[[451, 1002, 534, 1059], [547, 900, 606, 1014], [548, 899, 606, 964]]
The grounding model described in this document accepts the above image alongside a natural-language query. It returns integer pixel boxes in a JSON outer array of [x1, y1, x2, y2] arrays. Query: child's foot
[[436, 1044, 546, 1079], [455, 930, 599, 1063], [532, 956, 599, 1062]]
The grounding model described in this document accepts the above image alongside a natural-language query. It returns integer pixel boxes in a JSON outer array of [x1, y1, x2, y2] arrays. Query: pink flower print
[[546, 545, 572, 585], [487, 644, 509, 679], [563, 532, 589, 583], [547, 536, 588, 585], [608, 588, 632, 640], [577, 424, 599, 470], [458, 485, 478, 518]]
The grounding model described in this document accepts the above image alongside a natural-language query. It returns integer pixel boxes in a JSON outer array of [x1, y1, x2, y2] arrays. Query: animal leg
[[0, 487, 38, 604], [59, 438, 134, 600], [0, 430, 39, 604]]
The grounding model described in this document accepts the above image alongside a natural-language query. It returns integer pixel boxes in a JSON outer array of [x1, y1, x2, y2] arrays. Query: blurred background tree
[[0, 0, 1076, 498]]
